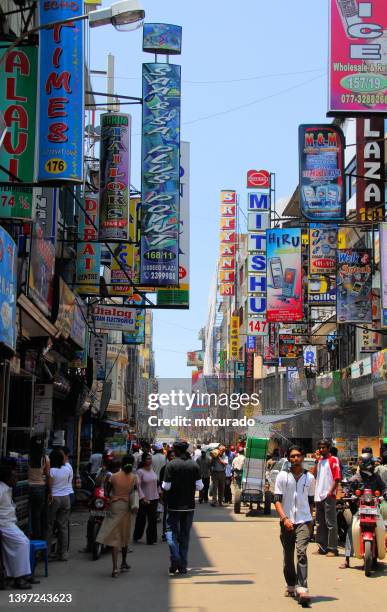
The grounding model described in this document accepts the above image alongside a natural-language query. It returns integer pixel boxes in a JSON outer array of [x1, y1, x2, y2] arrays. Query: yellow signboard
[[229, 315, 239, 360]]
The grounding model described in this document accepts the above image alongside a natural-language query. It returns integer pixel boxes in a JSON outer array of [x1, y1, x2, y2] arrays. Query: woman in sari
[[97, 454, 137, 577]]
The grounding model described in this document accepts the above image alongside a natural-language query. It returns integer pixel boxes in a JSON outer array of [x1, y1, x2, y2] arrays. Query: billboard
[[0, 44, 37, 218], [143, 23, 182, 54], [140, 63, 181, 286], [266, 228, 303, 322], [28, 221, 56, 316], [219, 190, 236, 297], [337, 248, 372, 323], [0, 227, 17, 352], [38, 1, 84, 183], [308, 276, 336, 306], [92, 304, 136, 332], [76, 196, 101, 295], [329, 0, 387, 115], [90, 333, 108, 381], [356, 117, 385, 222], [309, 224, 337, 274], [299, 125, 346, 221], [99, 113, 131, 241]]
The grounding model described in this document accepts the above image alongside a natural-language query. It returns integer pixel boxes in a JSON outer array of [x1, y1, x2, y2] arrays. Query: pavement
[[0, 500, 386, 612]]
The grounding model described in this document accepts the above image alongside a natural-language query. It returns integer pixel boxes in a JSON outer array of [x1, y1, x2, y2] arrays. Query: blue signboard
[[143, 23, 182, 55], [246, 336, 257, 353], [122, 309, 145, 345], [37, 1, 84, 183], [0, 227, 17, 351], [140, 63, 181, 286]]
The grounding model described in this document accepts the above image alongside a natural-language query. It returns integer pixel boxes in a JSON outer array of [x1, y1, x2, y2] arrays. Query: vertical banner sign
[[337, 248, 372, 323], [0, 227, 17, 352], [90, 333, 108, 381], [329, 0, 387, 115], [140, 64, 181, 286], [266, 228, 303, 322], [309, 225, 337, 274], [99, 113, 131, 240], [76, 195, 101, 295], [157, 141, 190, 306], [380, 223, 387, 326], [219, 190, 236, 297], [28, 221, 56, 316], [110, 197, 141, 295], [356, 118, 385, 222], [299, 125, 345, 221], [0, 44, 37, 218], [229, 315, 239, 360], [38, 1, 84, 183]]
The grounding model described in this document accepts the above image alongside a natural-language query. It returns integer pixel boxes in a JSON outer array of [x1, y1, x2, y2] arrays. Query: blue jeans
[[166, 510, 194, 569]]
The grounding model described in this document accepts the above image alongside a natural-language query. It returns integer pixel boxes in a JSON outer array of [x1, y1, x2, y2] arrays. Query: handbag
[[129, 484, 139, 514]]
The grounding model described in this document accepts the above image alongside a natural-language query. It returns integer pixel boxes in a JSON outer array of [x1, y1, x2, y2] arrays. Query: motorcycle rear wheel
[[364, 540, 373, 577], [92, 523, 102, 560]]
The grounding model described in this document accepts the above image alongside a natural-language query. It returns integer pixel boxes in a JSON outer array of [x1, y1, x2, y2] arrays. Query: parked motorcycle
[[86, 485, 109, 560], [336, 496, 352, 543]]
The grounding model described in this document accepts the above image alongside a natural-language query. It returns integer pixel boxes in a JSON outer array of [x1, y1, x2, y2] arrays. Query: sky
[[89, 0, 329, 378]]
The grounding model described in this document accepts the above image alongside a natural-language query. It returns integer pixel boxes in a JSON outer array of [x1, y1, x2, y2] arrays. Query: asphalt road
[[0, 501, 385, 612]]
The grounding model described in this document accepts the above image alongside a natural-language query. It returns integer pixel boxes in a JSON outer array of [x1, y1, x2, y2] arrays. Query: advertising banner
[[122, 309, 145, 345], [263, 324, 279, 365], [92, 304, 136, 332], [372, 350, 387, 396], [287, 367, 298, 401], [309, 225, 337, 274], [229, 315, 239, 360], [140, 63, 181, 286], [266, 228, 303, 322], [143, 23, 182, 54], [337, 248, 372, 322], [0, 227, 17, 352], [308, 276, 336, 306], [0, 44, 37, 218], [246, 336, 257, 353], [34, 188, 58, 239], [186, 350, 204, 367], [55, 279, 86, 348], [304, 345, 317, 367], [219, 190, 237, 297], [279, 335, 305, 366], [76, 196, 101, 295], [247, 169, 270, 189], [157, 141, 190, 307], [38, 1, 84, 183], [357, 323, 382, 353], [90, 333, 108, 381], [356, 117, 385, 222], [99, 113, 131, 241], [28, 221, 55, 316], [380, 223, 387, 324], [329, 0, 387, 115], [299, 125, 345, 221]]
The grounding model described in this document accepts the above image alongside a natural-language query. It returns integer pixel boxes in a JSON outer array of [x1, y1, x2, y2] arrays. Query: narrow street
[[2, 502, 384, 612]]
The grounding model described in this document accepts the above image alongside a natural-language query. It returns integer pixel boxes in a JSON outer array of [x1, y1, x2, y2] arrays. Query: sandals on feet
[[111, 570, 119, 578], [120, 563, 131, 573]]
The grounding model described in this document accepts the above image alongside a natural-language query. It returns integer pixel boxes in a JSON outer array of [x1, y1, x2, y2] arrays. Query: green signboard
[[0, 44, 37, 219]]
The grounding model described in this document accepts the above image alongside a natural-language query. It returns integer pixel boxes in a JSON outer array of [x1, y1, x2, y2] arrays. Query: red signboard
[[247, 169, 270, 189]]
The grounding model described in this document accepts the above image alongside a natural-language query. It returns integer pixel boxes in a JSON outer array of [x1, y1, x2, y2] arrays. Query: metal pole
[[107, 53, 116, 112]]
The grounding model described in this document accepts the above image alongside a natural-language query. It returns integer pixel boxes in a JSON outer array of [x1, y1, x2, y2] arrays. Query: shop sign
[[0, 44, 37, 218], [372, 349, 387, 396], [55, 279, 86, 348], [337, 248, 372, 323], [143, 23, 182, 55], [90, 333, 108, 381], [92, 304, 136, 332], [140, 63, 181, 286], [247, 169, 270, 189], [187, 350, 204, 367], [299, 125, 346, 221], [37, 1, 84, 183], [246, 336, 257, 353], [329, 0, 387, 115], [229, 315, 239, 360], [122, 309, 145, 345], [356, 117, 385, 222], [219, 190, 236, 297], [0, 226, 17, 351], [279, 335, 304, 366], [76, 195, 101, 295], [309, 225, 337, 273], [308, 275, 336, 306], [99, 113, 131, 240], [28, 220, 55, 316]]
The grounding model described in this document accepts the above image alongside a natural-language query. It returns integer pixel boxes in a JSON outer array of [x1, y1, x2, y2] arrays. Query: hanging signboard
[[122, 309, 145, 345], [0, 227, 17, 352], [287, 367, 298, 401], [309, 224, 338, 274], [55, 279, 87, 348], [337, 248, 372, 323], [33, 188, 58, 239], [372, 349, 387, 396], [99, 113, 131, 241], [219, 189, 236, 297], [37, 1, 84, 183], [187, 350, 204, 367], [299, 125, 345, 221], [356, 117, 385, 222], [92, 304, 136, 332], [308, 276, 336, 306], [90, 333, 108, 381], [329, 0, 387, 115], [76, 195, 101, 295], [143, 23, 182, 54], [0, 44, 37, 218], [247, 169, 270, 189], [357, 323, 382, 353], [279, 335, 304, 366], [140, 63, 181, 286], [266, 228, 303, 322], [229, 315, 239, 360], [380, 223, 387, 326], [246, 336, 257, 353], [28, 221, 56, 316]]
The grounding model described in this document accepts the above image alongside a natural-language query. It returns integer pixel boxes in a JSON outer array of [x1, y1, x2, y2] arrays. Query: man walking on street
[[274, 446, 315, 604], [162, 440, 203, 575], [196, 450, 211, 503], [210, 445, 227, 507], [232, 449, 245, 488], [312, 439, 341, 557]]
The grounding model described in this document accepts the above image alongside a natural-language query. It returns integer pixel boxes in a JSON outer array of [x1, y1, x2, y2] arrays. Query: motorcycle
[[74, 471, 95, 508], [86, 485, 109, 560], [347, 487, 386, 577], [336, 496, 352, 543]]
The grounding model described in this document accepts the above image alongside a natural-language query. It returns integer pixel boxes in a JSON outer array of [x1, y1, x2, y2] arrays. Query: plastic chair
[[30, 540, 48, 577]]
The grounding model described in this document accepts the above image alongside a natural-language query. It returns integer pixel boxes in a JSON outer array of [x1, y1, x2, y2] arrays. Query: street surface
[[1, 502, 385, 612]]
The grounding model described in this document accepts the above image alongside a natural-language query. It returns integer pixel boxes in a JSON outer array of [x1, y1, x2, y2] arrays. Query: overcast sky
[[89, 0, 329, 378]]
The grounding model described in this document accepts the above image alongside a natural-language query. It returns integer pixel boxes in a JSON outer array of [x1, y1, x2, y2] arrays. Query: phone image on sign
[[270, 257, 283, 288], [282, 268, 297, 297]]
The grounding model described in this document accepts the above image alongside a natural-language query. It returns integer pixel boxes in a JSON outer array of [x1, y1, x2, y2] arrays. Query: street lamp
[[0, 0, 145, 65]]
